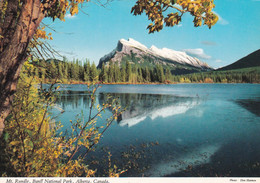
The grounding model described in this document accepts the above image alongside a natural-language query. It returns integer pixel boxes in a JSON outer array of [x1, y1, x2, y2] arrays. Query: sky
[[43, 0, 260, 69]]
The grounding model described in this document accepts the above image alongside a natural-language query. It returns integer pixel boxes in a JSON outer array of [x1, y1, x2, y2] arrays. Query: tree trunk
[[0, 0, 45, 136]]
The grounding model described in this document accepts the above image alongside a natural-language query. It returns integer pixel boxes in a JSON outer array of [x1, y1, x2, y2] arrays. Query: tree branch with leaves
[[0, 0, 108, 136], [131, 0, 218, 33]]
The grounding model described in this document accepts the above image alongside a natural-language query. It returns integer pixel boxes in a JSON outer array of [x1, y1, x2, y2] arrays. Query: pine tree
[[144, 67, 150, 82], [132, 64, 138, 75], [165, 68, 171, 81], [100, 63, 108, 83], [58, 62, 64, 79], [156, 64, 165, 83], [50, 60, 57, 78], [108, 60, 114, 83], [126, 60, 132, 82], [79, 65, 85, 81], [114, 62, 121, 83], [75, 59, 80, 80], [84, 60, 91, 82], [63, 63, 68, 79], [121, 65, 126, 82], [90, 62, 98, 82], [137, 67, 143, 83], [70, 60, 78, 80]]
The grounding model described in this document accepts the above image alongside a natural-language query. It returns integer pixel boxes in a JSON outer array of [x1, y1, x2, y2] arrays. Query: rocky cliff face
[[98, 38, 212, 72]]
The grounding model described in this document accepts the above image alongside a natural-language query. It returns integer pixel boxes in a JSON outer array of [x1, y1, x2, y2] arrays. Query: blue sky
[[44, 0, 260, 68]]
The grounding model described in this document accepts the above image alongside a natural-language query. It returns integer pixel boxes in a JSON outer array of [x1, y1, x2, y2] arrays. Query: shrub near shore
[[0, 63, 125, 177]]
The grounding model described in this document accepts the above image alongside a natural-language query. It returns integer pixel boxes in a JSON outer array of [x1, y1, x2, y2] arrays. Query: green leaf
[[4, 132, 9, 141], [29, 141, 34, 148], [25, 129, 33, 137]]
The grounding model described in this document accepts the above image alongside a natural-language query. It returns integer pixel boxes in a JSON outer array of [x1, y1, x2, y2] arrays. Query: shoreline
[[39, 80, 260, 85]]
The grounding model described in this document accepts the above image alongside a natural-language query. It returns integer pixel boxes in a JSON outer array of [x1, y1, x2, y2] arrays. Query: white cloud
[[213, 11, 229, 25], [183, 48, 212, 59], [215, 59, 222, 63], [65, 14, 76, 19], [177, 24, 183, 28]]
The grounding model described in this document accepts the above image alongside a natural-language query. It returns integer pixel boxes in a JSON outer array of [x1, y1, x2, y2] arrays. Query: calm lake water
[[50, 84, 260, 177]]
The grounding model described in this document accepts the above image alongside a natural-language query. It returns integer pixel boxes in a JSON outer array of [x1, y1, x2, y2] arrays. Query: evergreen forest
[[30, 58, 260, 84]]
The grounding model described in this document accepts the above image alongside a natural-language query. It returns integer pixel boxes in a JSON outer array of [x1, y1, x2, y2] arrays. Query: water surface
[[51, 84, 260, 177]]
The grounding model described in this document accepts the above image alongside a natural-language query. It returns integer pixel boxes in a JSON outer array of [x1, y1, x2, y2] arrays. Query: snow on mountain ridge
[[99, 38, 211, 69], [119, 38, 148, 50], [149, 41, 209, 68]]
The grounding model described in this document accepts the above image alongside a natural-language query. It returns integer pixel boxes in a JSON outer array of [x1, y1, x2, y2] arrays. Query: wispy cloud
[[177, 24, 183, 28], [215, 59, 222, 63], [65, 14, 77, 19], [183, 48, 212, 59], [213, 11, 229, 25], [201, 41, 217, 46]]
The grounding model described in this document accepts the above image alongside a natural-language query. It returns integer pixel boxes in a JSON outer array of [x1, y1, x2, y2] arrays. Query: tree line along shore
[[28, 58, 260, 84]]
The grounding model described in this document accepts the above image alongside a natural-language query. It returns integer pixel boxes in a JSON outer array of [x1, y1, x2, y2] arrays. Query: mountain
[[97, 38, 212, 74], [218, 49, 260, 71]]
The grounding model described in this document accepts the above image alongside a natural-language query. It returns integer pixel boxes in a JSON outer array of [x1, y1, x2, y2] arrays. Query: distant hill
[[218, 49, 260, 71], [97, 38, 213, 75]]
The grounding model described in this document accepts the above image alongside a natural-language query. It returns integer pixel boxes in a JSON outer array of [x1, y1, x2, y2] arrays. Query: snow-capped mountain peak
[[98, 38, 212, 71], [119, 38, 148, 50]]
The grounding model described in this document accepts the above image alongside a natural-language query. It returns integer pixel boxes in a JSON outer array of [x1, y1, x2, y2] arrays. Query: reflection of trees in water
[[56, 92, 180, 111], [55, 91, 201, 126], [55, 91, 92, 110], [99, 93, 173, 120]]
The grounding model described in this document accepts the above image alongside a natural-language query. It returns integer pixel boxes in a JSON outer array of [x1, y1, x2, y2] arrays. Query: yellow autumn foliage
[[35, 26, 53, 40], [1, 62, 125, 177], [204, 77, 214, 83], [131, 0, 218, 33]]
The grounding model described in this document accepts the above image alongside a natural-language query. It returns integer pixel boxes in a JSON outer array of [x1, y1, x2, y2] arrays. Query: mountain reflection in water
[[98, 93, 202, 127], [55, 91, 202, 127], [51, 84, 260, 177]]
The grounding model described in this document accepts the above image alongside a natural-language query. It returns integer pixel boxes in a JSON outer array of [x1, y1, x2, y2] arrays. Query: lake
[[50, 84, 260, 177]]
